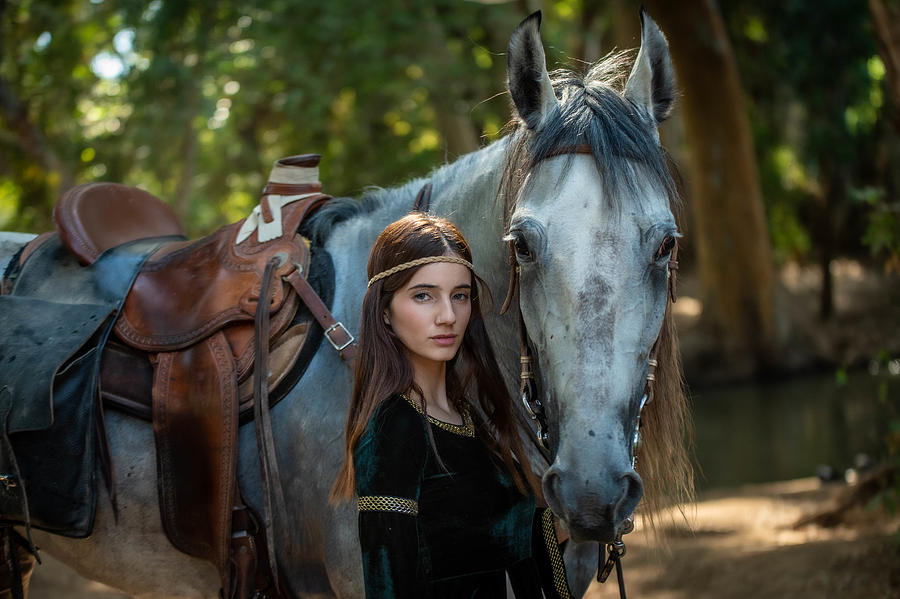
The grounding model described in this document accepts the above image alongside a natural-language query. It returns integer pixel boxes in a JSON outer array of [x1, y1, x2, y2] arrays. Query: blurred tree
[[0, 0, 120, 231], [0, 0, 71, 194], [723, 1, 888, 316], [870, 0, 900, 133], [866, 0, 900, 275], [0, 0, 542, 235], [644, 0, 777, 370], [2, 0, 895, 370]]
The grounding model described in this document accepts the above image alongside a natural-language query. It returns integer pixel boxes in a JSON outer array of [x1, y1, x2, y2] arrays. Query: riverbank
[[675, 259, 900, 386]]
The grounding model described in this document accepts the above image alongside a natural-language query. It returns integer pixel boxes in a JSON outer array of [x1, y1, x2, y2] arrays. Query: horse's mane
[[301, 192, 387, 246], [640, 303, 694, 536], [498, 51, 694, 534], [302, 147, 497, 246]]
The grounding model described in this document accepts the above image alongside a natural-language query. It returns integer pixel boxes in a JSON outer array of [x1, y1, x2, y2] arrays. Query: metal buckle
[[521, 391, 538, 419], [325, 322, 355, 352]]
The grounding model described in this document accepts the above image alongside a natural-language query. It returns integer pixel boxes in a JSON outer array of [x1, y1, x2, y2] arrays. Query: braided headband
[[367, 255, 475, 288]]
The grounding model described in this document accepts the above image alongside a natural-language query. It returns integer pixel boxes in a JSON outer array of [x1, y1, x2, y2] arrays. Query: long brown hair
[[331, 213, 540, 501]]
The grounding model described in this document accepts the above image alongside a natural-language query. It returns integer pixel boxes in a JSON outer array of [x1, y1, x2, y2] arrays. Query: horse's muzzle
[[542, 467, 643, 543]]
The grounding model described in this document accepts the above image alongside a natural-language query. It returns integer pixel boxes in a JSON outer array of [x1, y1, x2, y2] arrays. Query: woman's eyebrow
[[408, 283, 472, 290]]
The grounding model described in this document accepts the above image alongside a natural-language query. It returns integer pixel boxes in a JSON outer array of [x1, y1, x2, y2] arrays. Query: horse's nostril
[[613, 471, 643, 523], [542, 469, 563, 507]]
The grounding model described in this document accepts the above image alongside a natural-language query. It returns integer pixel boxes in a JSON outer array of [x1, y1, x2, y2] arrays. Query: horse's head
[[500, 11, 692, 543]]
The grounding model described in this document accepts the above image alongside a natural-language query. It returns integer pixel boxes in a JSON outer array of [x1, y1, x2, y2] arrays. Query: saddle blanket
[[0, 235, 161, 537]]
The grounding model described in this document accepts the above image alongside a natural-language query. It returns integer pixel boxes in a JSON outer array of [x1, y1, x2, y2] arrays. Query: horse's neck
[[332, 138, 511, 281], [428, 143, 522, 384], [0, 233, 36, 273]]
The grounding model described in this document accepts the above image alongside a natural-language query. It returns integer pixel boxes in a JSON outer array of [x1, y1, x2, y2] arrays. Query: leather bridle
[[498, 145, 679, 598]]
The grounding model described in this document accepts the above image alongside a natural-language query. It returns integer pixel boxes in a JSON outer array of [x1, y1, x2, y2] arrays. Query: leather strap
[[229, 499, 258, 599], [229, 487, 292, 599], [668, 241, 679, 303], [252, 258, 290, 590], [2, 528, 26, 599], [499, 240, 519, 316], [261, 182, 323, 197], [542, 145, 593, 159], [283, 269, 357, 363]]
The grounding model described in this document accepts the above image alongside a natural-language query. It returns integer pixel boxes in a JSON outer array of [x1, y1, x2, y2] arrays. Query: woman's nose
[[435, 297, 456, 324]]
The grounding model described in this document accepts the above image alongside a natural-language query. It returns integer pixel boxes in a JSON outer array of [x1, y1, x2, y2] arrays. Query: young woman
[[332, 213, 571, 598]]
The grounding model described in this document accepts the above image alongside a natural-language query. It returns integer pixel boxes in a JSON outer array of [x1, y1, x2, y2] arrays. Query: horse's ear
[[624, 8, 676, 125], [507, 11, 559, 130]]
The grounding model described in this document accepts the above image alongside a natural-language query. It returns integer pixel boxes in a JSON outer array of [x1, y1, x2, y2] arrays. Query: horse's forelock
[[499, 52, 679, 224]]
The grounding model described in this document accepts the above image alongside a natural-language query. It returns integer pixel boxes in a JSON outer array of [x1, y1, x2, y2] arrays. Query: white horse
[[0, 11, 691, 598]]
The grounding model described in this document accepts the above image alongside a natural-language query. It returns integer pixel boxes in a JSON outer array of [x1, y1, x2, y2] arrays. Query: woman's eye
[[452, 292, 470, 302], [655, 236, 676, 262], [413, 292, 431, 302]]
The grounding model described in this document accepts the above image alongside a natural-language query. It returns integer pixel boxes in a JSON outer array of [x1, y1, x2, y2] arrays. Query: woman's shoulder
[[359, 394, 425, 447], [354, 394, 428, 484], [371, 393, 420, 425]]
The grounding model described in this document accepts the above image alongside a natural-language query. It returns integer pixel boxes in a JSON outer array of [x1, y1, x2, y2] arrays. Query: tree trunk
[[644, 0, 777, 370], [174, 4, 214, 229], [422, 9, 481, 157], [174, 88, 198, 226], [869, 0, 900, 133]]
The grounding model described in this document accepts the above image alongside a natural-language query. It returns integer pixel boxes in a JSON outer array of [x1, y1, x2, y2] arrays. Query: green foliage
[[855, 186, 900, 275], [834, 367, 848, 386], [2, 0, 898, 267], [723, 0, 892, 266], [3, 0, 581, 235]]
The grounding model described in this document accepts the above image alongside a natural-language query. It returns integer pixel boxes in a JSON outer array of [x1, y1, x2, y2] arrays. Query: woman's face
[[385, 261, 472, 370]]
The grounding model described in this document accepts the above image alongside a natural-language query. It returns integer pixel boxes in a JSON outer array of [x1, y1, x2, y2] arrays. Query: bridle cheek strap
[[499, 240, 549, 452]]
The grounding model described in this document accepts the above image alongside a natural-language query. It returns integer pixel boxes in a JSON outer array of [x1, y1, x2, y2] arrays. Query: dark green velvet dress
[[354, 394, 571, 599]]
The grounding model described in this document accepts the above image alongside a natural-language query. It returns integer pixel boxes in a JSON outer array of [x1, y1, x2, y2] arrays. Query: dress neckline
[[400, 394, 475, 437]]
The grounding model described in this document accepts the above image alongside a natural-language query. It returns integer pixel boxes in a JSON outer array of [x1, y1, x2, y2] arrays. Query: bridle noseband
[[499, 145, 679, 597]]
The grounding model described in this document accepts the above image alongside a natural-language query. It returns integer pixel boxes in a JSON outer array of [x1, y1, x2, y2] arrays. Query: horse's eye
[[655, 236, 675, 262], [513, 235, 532, 260]]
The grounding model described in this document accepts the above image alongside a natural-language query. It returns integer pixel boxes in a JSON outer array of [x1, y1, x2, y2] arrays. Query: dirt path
[[25, 478, 900, 598], [28, 555, 130, 599], [585, 478, 900, 599]]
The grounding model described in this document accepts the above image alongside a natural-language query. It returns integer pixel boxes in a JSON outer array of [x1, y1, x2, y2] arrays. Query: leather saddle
[[41, 154, 355, 599]]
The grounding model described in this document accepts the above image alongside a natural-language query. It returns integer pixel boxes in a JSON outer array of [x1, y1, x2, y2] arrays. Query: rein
[[498, 145, 679, 598]]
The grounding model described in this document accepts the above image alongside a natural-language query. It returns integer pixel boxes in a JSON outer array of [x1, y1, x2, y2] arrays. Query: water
[[690, 370, 900, 489]]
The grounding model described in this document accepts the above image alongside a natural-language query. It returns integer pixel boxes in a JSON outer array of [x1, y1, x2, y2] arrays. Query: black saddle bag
[[0, 235, 160, 538]]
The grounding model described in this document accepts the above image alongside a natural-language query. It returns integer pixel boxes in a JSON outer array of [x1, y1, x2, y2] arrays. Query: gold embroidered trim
[[542, 508, 572, 599], [401, 394, 475, 437], [357, 495, 419, 515]]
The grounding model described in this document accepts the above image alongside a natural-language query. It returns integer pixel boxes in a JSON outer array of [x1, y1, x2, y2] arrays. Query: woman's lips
[[431, 334, 458, 346]]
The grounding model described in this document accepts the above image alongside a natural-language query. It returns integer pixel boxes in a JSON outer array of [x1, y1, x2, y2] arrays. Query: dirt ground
[[24, 477, 899, 598], [584, 477, 900, 599]]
